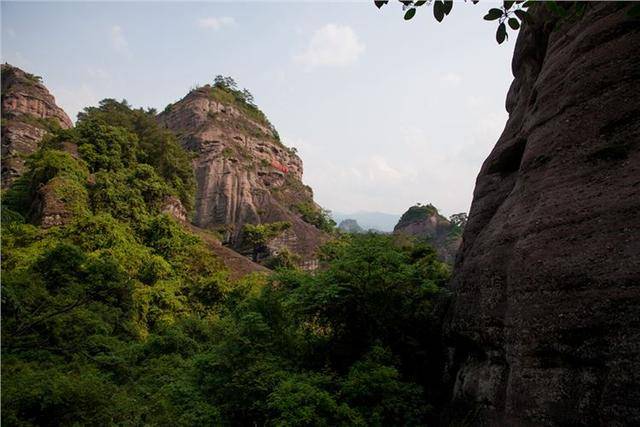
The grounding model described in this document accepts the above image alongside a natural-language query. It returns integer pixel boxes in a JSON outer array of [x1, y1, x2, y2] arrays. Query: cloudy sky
[[1, 1, 515, 217]]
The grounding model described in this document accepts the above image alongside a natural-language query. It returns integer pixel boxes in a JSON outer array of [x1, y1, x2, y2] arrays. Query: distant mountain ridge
[[331, 211, 400, 232]]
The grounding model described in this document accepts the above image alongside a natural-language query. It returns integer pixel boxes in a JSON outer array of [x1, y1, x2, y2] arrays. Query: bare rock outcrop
[[158, 85, 327, 265], [446, 3, 640, 425], [1, 64, 72, 187], [393, 204, 462, 264]]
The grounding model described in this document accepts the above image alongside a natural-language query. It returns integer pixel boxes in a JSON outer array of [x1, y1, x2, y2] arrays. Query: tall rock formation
[[393, 204, 462, 264], [1, 64, 72, 187], [446, 3, 640, 425], [159, 83, 327, 265]]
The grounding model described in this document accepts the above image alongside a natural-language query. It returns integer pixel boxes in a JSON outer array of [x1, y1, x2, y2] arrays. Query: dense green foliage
[[210, 75, 281, 141], [295, 202, 337, 233], [3, 212, 450, 425], [2, 98, 451, 425]]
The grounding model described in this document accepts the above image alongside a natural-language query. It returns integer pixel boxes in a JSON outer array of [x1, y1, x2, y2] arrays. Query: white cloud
[[6, 28, 16, 38], [110, 25, 131, 57], [295, 24, 365, 69], [197, 16, 236, 30]]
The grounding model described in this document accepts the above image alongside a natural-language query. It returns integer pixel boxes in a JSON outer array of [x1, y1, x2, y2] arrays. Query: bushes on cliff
[[76, 98, 196, 212], [295, 201, 336, 233], [2, 149, 89, 218]]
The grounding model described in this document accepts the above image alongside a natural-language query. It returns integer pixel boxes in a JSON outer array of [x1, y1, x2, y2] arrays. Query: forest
[[2, 101, 451, 426]]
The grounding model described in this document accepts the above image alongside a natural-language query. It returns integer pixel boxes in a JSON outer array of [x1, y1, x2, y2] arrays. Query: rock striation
[[158, 84, 327, 264], [393, 204, 462, 264], [445, 3, 640, 425], [1, 64, 72, 187]]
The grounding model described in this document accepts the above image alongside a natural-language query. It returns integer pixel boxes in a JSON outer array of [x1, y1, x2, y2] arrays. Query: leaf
[[514, 9, 532, 24], [522, 0, 535, 8], [374, 0, 389, 9], [484, 8, 504, 21], [508, 17, 520, 29], [415, 0, 427, 6], [443, 0, 453, 15], [496, 23, 508, 44], [433, 1, 445, 22], [404, 7, 417, 20], [503, 1, 514, 9]]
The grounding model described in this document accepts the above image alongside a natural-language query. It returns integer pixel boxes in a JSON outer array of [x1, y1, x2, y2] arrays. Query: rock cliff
[[393, 204, 462, 264], [1, 64, 72, 187], [446, 3, 640, 425], [158, 83, 327, 264]]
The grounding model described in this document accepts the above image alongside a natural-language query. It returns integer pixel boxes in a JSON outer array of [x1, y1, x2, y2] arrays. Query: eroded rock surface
[[159, 86, 327, 264], [1, 64, 72, 187], [446, 3, 640, 425]]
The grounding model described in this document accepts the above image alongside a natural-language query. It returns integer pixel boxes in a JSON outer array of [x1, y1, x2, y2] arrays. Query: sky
[[1, 1, 516, 217]]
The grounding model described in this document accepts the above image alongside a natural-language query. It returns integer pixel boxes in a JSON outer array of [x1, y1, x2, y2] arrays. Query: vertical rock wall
[[446, 4, 640, 425], [1, 64, 72, 187]]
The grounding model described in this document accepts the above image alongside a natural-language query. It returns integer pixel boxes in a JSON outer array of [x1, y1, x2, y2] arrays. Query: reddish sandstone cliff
[[158, 84, 327, 264], [1, 64, 72, 187]]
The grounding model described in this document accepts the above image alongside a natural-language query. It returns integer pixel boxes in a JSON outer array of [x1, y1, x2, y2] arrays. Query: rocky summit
[[445, 3, 640, 425], [158, 81, 328, 267], [1, 64, 72, 188], [393, 204, 463, 265]]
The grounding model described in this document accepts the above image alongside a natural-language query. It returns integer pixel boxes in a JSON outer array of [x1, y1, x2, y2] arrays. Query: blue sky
[[2, 1, 515, 216]]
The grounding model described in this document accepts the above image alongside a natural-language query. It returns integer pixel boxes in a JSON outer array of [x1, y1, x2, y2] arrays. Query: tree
[[449, 212, 468, 230], [241, 88, 255, 106]]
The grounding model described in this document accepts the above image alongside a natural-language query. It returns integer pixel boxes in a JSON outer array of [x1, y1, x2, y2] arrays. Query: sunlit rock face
[[158, 86, 327, 264], [446, 3, 640, 425], [1, 64, 73, 188]]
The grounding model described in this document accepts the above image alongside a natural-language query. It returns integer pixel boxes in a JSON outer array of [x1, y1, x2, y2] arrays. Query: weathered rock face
[[446, 3, 640, 425], [393, 204, 461, 264], [159, 85, 327, 263], [1, 64, 72, 187]]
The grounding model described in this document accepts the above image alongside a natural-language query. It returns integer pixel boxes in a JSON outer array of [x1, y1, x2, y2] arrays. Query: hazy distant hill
[[331, 211, 400, 232]]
